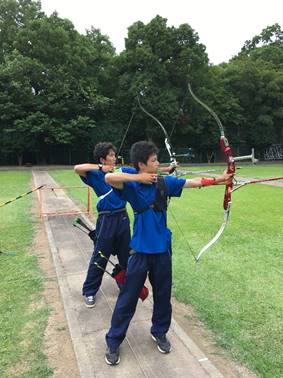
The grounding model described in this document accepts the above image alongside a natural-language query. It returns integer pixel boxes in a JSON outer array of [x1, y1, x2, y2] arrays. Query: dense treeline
[[0, 0, 282, 165]]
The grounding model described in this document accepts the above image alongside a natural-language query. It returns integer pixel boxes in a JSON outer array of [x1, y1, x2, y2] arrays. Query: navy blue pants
[[82, 211, 130, 296], [106, 251, 172, 349]]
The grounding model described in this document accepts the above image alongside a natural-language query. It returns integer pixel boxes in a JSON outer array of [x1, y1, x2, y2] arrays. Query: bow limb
[[188, 84, 225, 137], [137, 95, 178, 169], [195, 206, 231, 261], [188, 83, 235, 262]]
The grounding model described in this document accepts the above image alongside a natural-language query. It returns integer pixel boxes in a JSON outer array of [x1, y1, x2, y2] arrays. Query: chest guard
[[134, 176, 168, 214], [152, 176, 168, 211]]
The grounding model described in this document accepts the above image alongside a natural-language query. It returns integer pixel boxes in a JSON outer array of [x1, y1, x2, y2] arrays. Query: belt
[[97, 207, 127, 216]]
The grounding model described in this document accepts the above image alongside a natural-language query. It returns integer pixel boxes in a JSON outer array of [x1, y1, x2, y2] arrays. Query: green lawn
[[2, 166, 281, 377], [50, 165, 283, 377], [183, 162, 283, 179], [170, 182, 283, 377], [0, 172, 52, 378], [50, 169, 91, 209], [234, 163, 283, 178]]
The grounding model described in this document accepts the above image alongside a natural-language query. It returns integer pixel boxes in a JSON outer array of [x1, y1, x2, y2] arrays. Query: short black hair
[[130, 141, 159, 170], [93, 142, 116, 163]]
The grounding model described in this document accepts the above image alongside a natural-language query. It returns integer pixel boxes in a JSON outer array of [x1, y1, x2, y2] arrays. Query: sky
[[40, 0, 283, 64]]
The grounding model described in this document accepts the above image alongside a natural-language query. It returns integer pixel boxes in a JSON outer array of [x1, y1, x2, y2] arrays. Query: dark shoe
[[84, 295, 95, 308], [105, 347, 120, 365], [151, 334, 171, 353]]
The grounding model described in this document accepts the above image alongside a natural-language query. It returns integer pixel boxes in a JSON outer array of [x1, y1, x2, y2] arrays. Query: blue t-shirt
[[80, 166, 136, 212], [115, 175, 186, 253]]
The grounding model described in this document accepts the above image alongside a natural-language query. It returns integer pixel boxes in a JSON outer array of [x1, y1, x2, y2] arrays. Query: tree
[[0, 0, 43, 63], [111, 16, 210, 159], [240, 23, 283, 66], [222, 24, 283, 151], [222, 59, 283, 149], [0, 12, 115, 164]]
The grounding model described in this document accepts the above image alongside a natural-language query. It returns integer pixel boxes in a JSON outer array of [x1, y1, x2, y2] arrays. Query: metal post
[[87, 187, 92, 216], [38, 187, 43, 219], [233, 148, 258, 164]]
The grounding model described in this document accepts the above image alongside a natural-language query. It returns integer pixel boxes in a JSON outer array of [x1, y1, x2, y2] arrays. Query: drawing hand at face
[[102, 164, 115, 173], [137, 172, 158, 185]]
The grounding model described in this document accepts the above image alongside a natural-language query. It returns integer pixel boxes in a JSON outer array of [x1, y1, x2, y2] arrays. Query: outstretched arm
[[183, 171, 234, 189]]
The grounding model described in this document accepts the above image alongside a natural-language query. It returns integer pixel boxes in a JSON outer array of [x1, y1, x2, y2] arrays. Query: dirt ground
[[34, 218, 258, 378], [34, 224, 80, 378]]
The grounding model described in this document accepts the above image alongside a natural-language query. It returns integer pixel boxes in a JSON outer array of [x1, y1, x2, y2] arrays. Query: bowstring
[[116, 111, 135, 162]]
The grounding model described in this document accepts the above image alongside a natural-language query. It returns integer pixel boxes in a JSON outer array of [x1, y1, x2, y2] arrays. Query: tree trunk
[[17, 153, 23, 166]]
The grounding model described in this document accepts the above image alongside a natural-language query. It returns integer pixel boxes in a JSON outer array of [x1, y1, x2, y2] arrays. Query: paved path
[[32, 170, 223, 378]]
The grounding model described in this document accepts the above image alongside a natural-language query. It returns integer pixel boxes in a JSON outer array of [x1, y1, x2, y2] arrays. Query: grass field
[[181, 163, 283, 179], [0, 172, 52, 377], [51, 164, 283, 377], [1, 166, 282, 377], [170, 182, 283, 376]]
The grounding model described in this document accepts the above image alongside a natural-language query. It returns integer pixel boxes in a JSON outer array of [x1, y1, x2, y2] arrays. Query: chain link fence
[[263, 144, 283, 160]]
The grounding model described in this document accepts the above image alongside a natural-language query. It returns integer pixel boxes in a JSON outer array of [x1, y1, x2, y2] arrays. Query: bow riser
[[219, 136, 235, 210]]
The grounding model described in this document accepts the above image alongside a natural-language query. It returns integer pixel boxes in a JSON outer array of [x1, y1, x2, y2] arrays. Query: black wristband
[[98, 164, 103, 171]]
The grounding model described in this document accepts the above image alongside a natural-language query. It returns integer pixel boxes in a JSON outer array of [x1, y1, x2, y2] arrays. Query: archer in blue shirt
[[74, 142, 135, 308], [103, 140, 234, 365]]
